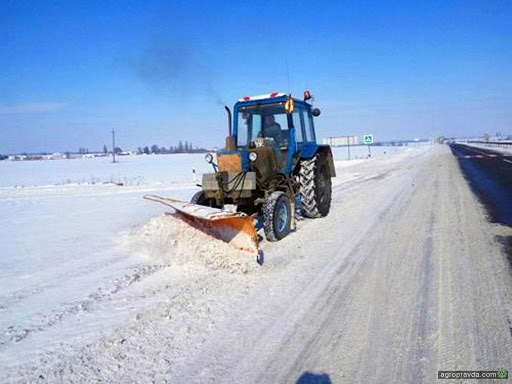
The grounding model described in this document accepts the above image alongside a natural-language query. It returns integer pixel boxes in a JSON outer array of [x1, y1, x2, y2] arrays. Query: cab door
[[284, 108, 306, 173], [292, 108, 306, 152]]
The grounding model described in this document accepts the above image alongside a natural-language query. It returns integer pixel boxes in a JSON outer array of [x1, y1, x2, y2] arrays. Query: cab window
[[236, 103, 288, 148], [303, 109, 316, 142], [293, 109, 304, 144]]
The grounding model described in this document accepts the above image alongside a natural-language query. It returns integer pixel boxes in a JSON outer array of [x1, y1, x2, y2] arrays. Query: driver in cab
[[262, 115, 282, 146]]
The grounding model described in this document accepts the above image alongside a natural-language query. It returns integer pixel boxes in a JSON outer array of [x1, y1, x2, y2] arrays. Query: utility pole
[[112, 129, 116, 163], [347, 135, 351, 160]]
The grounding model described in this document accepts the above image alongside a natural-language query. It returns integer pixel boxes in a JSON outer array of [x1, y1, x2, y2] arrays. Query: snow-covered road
[[2, 145, 512, 383]]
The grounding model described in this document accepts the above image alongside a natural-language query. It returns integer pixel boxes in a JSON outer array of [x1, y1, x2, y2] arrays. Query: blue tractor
[[194, 91, 336, 242]]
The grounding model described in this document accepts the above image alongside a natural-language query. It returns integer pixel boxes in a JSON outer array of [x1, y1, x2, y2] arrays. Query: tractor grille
[[218, 153, 242, 173]]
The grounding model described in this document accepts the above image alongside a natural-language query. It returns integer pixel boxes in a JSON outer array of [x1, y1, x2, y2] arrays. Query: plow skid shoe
[[144, 195, 260, 255]]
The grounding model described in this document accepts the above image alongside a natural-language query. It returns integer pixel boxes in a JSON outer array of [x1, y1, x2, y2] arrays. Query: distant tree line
[[0, 140, 208, 160], [137, 141, 208, 155], [101, 144, 123, 154]]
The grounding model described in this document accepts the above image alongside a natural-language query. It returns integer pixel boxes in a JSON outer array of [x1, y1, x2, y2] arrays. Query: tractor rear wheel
[[299, 154, 332, 218], [263, 191, 292, 241]]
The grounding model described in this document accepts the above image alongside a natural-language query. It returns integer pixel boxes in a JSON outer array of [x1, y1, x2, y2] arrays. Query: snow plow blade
[[144, 195, 260, 255]]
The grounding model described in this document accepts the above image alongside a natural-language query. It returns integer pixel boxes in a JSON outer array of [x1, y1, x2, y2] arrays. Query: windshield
[[236, 104, 289, 148]]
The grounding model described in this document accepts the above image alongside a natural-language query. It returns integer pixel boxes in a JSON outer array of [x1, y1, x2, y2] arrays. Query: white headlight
[[249, 152, 258, 161], [205, 153, 213, 163]]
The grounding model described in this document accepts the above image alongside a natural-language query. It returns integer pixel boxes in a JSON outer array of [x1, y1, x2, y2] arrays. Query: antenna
[[285, 59, 292, 94]]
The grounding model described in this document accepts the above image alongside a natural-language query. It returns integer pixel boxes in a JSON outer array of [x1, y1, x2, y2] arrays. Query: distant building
[[9, 155, 27, 161], [323, 136, 358, 146], [49, 152, 63, 160]]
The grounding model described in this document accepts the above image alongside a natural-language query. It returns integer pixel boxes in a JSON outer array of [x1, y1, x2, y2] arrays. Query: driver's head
[[264, 115, 275, 126]]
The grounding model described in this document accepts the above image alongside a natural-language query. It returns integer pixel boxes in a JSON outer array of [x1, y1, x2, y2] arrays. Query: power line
[[112, 129, 116, 163]]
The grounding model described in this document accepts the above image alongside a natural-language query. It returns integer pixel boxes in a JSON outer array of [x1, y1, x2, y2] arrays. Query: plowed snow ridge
[[118, 214, 256, 272]]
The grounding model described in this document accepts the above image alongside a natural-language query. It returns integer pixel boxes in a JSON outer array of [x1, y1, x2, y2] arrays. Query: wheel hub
[[276, 200, 289, 232]]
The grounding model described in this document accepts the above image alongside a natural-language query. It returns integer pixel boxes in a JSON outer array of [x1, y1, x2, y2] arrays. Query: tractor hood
[[216, 149, 250, 173], [217, 147, 280, 187]]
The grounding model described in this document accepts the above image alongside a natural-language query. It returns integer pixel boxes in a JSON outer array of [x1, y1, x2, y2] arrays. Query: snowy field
[[4, 142, 511, 383], [0, 145, 420, 369], [0, 145, 403, 188]]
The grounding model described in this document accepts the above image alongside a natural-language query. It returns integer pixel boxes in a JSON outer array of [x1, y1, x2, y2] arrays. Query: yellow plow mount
[[144, 195, 260, 256]]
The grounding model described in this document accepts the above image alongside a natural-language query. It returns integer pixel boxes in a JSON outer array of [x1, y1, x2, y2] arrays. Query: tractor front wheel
[[191, 190, 218, 208], [191, 190, 207, 205], [263, 191, 292, 242]]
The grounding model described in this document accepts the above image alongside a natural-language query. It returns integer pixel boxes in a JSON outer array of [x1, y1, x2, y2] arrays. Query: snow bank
[[117, 214, 257, 274]]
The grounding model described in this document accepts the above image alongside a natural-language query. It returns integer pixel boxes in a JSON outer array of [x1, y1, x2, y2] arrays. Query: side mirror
[[312, 108, 321, 117]]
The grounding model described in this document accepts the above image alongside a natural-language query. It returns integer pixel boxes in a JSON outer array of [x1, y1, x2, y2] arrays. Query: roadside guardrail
[[466, 140, 512, 148]]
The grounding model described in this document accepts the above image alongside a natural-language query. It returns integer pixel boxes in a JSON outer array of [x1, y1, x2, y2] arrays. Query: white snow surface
[[2, 143, 511, 383], [0, 153, 211, 188], [0, 146, 413, 363]]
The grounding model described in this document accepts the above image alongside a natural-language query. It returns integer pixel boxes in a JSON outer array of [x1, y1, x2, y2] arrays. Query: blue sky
[[1, 0, 511, 154]]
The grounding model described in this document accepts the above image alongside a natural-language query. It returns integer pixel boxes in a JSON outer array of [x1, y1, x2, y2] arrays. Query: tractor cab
[[202, 92, 326, 195], [233, 92, 319, 175]]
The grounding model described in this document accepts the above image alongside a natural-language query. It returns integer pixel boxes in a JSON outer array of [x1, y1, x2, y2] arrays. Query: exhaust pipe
[[224, 105, 236, 150], [224, 105, 232, 136]]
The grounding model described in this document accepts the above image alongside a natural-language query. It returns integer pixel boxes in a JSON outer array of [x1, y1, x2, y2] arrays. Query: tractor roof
[[237, 92, 286, 102], [235, 92, 310, 108]]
